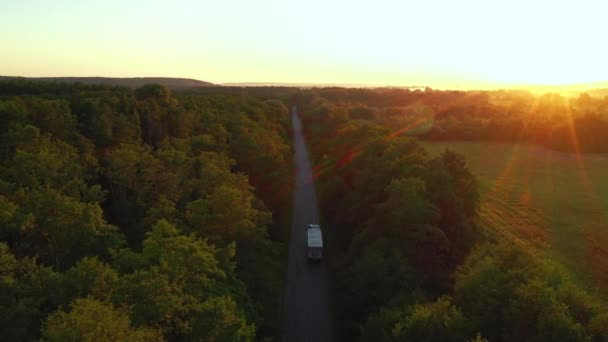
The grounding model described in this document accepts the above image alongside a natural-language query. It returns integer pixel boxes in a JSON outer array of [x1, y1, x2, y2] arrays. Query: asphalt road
[[282, 108, 332, 342]]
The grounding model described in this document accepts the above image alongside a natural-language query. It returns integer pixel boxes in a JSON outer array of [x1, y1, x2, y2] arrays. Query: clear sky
[[1, 0, 607, 88]]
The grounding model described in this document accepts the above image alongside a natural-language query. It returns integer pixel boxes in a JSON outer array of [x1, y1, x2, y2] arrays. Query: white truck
[[306, 224, 323, 261]]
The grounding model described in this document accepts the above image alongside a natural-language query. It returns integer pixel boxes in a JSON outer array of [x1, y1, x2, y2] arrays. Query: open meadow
[[423, 141, 608, 289]]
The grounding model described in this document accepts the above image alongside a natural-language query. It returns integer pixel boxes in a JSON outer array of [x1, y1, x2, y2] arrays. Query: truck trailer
[[306, 224, 323, 261]]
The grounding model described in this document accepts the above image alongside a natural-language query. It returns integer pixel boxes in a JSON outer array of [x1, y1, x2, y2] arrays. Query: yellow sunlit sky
[[1, 0, 607, 88]]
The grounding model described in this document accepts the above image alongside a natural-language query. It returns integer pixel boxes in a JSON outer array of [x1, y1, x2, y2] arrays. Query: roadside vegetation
[[294, 88, 608, 341]]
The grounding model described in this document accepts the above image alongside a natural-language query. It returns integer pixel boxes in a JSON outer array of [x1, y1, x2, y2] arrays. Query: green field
[[423, 141, 608, 289]]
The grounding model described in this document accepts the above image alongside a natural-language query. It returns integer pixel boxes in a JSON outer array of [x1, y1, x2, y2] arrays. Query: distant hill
[[0, 76, 215, 89]]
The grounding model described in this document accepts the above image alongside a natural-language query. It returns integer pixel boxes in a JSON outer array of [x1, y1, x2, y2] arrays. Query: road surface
[[282, 107, 331, 342]]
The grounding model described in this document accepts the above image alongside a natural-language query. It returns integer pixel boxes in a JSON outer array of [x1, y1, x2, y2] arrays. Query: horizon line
[[2, 74, 608, 92]]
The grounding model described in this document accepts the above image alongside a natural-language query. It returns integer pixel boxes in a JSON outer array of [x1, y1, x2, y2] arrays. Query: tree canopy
[[0, 81, 293, 340], [294, 88, 608, 341]]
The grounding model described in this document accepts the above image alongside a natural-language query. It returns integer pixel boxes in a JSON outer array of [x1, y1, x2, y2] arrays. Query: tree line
[[293, 90, 608, 341], [301, 87, 608, 153], [0, 80, 294, 340]]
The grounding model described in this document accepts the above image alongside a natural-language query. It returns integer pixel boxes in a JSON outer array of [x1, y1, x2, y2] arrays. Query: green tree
[[113, 220, 255, 339], [393, 297, 472, 342], [63, 257, 120, 302], [0, 242, 64, 340], [190, 296, 255, 342], [2, 128, 91, 199], [424, 149, 479, 264], [42, 298, 163, 342], [16, 189, 123, 270]]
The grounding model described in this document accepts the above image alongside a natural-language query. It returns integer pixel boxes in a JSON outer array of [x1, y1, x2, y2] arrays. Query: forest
[[1, 80, 608, 341], [293, 88, 608, 341], [0, 80, 294, 340]]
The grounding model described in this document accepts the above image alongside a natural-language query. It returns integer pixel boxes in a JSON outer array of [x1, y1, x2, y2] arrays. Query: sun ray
[[493, 95, 539, 190], [384, 116, 433, 141]]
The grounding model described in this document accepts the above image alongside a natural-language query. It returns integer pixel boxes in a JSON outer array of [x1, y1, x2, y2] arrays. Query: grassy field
[[423, 141, 608, 289]]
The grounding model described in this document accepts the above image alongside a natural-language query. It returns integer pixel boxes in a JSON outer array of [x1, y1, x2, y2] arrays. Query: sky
[[1, 0, 607, 88]]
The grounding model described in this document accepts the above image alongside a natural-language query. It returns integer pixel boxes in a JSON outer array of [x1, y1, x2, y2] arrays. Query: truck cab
[[306, 224, 323, 261]]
